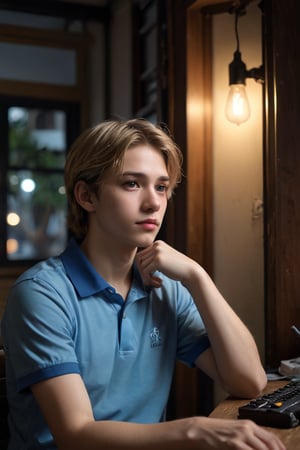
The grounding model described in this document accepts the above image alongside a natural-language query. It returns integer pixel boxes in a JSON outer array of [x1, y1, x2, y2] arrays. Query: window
[[0, 22, 88, 264], [0, 97, 80, 263]]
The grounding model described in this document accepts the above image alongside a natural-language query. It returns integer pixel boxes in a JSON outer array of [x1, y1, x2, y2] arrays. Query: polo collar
[[60, 238, 148, 299]]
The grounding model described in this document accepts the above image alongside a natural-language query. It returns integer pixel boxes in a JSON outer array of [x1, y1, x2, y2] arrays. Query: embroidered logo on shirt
[[150, 327, 162, 348]]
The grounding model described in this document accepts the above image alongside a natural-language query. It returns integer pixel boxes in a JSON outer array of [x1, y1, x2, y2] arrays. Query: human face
[[89, 144, 169, 250]]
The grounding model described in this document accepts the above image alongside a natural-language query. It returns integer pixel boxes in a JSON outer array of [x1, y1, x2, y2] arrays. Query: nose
[[141, 187, 161, 212]]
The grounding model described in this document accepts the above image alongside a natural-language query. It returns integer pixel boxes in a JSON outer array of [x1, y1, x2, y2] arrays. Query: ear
[[74, 180, 97, 212]]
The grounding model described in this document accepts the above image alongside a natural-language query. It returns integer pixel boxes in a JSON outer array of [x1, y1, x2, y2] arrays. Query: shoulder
[[12, 256, 72, 295], [5, 256, 76, 318], [16, 256, 64, 284]]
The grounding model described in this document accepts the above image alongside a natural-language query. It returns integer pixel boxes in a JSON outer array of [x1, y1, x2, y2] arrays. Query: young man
[[1, 119, 285, 450]]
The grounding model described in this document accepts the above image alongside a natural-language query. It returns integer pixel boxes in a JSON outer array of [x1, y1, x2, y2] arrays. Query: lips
[[136, 219, 159, 226]]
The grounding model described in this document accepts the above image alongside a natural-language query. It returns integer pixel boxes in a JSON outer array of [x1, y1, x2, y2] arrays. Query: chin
[[137, 236, 156, 248]]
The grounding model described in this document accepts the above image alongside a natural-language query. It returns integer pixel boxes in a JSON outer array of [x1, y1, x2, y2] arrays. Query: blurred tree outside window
[[5, 106, 67, 261]]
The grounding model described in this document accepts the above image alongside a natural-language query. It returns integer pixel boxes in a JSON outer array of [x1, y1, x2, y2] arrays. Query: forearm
[[33, 375, 201, 450], [56, 416, 285, 450], [57, 417, 199, 450], [185, 263, 267, 398]]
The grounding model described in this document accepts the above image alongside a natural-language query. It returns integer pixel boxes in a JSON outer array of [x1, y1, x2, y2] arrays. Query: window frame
[[0, 23, 89, 126], [0, 24, 87, 268], [0, 95, 80, 266]]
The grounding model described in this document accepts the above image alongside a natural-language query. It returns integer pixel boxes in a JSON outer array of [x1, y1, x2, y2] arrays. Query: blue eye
[[124, 180, 138, 188], [156, 184, 167, 192]]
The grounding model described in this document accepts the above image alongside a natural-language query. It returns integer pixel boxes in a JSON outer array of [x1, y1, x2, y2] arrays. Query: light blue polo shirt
[[1, 239, 210, 450]]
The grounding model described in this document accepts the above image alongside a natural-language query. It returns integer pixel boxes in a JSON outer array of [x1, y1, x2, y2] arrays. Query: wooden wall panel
[[166, 0, 215, 419], [264, 0, 300, 366]]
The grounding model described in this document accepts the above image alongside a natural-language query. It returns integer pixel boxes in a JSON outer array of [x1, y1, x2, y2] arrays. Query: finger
[[141, 264, 162, 287], [139, 253, 157, 275], [148, 274, 163, 287], [243, 424, 286, 450], [254, 428, 286, 450]]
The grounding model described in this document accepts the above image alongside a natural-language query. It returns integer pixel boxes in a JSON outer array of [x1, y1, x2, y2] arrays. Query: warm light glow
[[7, 212, 20, 226], [225, 84, 251, 125], [6, 238, 19, 254]]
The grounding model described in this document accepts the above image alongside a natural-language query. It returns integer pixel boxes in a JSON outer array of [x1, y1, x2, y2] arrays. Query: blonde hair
[[64, 118, 183, 239]]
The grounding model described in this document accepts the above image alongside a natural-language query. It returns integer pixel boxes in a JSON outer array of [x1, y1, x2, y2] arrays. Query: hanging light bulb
[[225, 84, 250, 125], [225, 50, 250, 125], [225, 8, 264, 126]]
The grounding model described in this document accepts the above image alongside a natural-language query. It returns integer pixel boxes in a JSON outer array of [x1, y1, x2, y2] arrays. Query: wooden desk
[[209, 381, 300, 450]]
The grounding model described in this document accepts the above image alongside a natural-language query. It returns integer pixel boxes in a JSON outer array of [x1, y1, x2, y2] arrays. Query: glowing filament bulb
[[225, 84, 251, 125]]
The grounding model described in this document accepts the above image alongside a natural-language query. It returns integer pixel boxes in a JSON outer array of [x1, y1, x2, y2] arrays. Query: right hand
[[182, 416, 286, 450]]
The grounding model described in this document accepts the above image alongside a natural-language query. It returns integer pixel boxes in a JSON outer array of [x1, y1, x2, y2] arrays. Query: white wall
[[212, 1, 264, 398]]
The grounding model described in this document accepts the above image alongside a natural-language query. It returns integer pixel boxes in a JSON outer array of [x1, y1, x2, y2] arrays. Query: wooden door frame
[[166, 0, 227, 419], [168, 0, 219, 267], [263, 0, 300, 366]]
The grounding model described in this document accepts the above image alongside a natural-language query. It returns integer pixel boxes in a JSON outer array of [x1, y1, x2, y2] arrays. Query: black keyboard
[[238, 380, 300, 428]]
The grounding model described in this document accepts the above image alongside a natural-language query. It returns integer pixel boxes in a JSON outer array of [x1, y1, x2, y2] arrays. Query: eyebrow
[[121, 171, 170, 182]]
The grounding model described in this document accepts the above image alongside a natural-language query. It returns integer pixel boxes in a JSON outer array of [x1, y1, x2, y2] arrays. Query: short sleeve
[[2, 274, 80, 391]]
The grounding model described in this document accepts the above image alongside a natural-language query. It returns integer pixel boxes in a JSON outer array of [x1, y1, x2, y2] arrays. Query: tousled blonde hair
[[64, 118, 183, 239]]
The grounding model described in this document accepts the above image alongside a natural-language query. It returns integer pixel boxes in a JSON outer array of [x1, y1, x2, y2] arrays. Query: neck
[[80, 234, 137, 299]]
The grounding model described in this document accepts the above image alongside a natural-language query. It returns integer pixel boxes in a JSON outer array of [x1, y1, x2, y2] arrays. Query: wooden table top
[[209, 381, 300, 450]]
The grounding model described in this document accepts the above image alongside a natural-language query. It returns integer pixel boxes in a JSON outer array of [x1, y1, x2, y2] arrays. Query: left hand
[[136, 240, 197, 288]]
